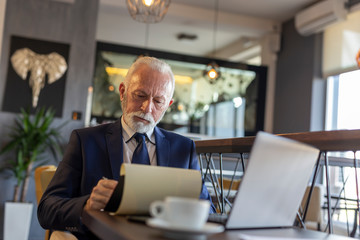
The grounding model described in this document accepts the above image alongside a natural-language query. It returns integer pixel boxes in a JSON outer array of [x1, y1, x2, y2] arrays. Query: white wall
[[323, 10, 360, 77]]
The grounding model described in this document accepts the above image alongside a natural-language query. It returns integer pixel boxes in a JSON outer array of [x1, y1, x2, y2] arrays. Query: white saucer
[[146, 218, 224, 240]]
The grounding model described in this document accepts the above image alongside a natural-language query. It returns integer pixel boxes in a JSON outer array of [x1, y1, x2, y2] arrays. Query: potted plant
[[0, 107, 65, 240]]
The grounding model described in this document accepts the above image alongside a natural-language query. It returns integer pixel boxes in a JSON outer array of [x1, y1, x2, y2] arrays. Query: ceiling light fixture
[[204, 0, 221, 84], [126, 0, 171, 23], [203, 61, 221, 84]]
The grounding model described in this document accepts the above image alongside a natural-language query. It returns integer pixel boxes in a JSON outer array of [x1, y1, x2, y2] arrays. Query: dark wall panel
[[273, 19, 318, 134], [0, 0, 99, 239]]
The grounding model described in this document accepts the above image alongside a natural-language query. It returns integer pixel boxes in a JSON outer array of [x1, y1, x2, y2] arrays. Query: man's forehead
[[130, 81, 172, 94], [128, 77, 171, 95], [130, 67, 172, 84], [137, 64, 170, 78]]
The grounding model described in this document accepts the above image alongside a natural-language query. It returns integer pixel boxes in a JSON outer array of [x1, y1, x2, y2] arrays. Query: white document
[[106, 164, 202, 215]]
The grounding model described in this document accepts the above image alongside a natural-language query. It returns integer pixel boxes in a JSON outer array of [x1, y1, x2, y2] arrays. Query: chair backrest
[[34, 165, 57, 240], [35, 165, 57, 203], [301, 185, 324, 224], [218, 177, 241, 191], [34, 165, 79, 240]]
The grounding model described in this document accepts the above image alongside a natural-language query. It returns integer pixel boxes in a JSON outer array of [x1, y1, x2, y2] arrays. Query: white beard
[[123, 111, 156, 133], [121, 91, 168, 133]]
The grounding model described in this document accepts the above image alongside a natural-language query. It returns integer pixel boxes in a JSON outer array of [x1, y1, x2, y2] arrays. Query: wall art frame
[[2, 35, 70, 117]]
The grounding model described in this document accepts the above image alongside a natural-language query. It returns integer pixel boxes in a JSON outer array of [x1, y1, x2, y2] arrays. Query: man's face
[[119, 65, 174, 133]]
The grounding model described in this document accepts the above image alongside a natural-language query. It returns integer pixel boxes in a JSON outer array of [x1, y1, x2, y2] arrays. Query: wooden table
[[82, 209, 355, 240]]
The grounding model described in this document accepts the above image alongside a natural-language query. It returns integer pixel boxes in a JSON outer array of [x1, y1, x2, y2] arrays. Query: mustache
[[132, 112, 155, 124]]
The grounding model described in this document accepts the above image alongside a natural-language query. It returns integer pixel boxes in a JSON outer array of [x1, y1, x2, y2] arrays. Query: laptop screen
[[226, 131, 319, 229]]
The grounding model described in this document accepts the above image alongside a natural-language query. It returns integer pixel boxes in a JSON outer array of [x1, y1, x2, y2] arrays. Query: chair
[[300, 184, 360, 237], [211, 177, 241, 213], [34, 165, 78, 240], [35, 165, 57, 204], [300, 185, 324, 231], [35, 165, 57, 240], [219, 177, 241, 191]]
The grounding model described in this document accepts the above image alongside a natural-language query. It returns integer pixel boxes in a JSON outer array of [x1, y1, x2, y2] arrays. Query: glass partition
[[90, 42, 267, 137]]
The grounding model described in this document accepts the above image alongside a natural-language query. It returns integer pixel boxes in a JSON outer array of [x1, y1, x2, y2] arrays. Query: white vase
[[3, 202, 33, 240]]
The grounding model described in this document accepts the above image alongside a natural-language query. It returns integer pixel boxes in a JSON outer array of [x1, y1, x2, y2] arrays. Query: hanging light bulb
[[143, 0, 154, 7], [203, 0, 221, 84], [126, 0, 171, 23], [208, 68, 218, 79], [203, 62, 221, 84]]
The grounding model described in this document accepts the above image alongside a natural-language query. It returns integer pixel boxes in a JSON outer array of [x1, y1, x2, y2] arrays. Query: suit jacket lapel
[[154, 127, 170, 166], [105, 119, 123, 180]]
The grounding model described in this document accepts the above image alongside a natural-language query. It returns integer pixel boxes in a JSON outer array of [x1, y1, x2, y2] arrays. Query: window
[[325, 69, 360, 224], [326, 70, 360, 131]]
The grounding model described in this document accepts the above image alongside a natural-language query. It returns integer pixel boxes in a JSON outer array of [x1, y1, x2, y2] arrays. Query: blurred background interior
[[1, 0, 360, 239]]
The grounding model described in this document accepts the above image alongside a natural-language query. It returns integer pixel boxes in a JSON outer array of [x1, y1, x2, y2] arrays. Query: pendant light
[[204, 0, 221, 84], [126, 0, 171, 23], [204, 61, 221, 84]]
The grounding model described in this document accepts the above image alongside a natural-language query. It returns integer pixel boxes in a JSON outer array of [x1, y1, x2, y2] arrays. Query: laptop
[[208, 131, 320, 229]]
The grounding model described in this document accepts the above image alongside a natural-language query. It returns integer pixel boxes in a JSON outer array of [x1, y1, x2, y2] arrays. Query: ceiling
[[98, 0, 320, 61], [166, 0, 318, 21]]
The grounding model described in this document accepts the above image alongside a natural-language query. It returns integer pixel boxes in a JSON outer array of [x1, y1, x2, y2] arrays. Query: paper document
[[104, 164, 202, 215]]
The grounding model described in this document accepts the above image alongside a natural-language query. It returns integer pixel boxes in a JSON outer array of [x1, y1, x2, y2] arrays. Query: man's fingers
[[85, 179, 119, 211], [86, 190, 109, 210], [100, 179, 118, 189], [86, 197, 106, 210], [97, 179, 117, 198], [90, 193, 108, 206]]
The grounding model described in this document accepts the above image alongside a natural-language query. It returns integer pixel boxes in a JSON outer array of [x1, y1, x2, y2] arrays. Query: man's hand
[[84, 179, 118, 211]]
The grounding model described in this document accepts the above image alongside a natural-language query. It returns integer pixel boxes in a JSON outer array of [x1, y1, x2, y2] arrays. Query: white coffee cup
[[149, 196, 210, 230]]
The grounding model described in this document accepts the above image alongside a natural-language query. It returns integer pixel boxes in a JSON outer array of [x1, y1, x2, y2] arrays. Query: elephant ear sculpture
[[10, 48, 68, 107]]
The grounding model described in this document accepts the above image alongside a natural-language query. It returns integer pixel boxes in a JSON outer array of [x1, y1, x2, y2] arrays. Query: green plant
[[0, 107, 65, 202]]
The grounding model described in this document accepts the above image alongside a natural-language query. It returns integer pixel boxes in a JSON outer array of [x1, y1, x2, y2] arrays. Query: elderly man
[[37, 56, 215, 239]]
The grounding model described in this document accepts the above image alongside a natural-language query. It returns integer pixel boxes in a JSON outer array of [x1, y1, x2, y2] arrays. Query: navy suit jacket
[[37, 119, 215, 238]]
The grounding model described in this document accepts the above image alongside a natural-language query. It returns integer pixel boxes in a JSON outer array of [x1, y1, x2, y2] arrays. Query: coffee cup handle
[[149, 200, 165, 219]]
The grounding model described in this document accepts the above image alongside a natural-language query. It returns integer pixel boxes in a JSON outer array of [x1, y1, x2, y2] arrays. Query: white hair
[[124, 56, 175, 98]]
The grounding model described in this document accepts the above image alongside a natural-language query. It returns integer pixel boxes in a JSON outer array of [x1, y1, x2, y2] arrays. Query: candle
[[84, 86, 93, 127]]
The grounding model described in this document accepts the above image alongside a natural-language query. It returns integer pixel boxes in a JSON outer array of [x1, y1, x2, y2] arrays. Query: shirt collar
[[121, 116, 155, 144]]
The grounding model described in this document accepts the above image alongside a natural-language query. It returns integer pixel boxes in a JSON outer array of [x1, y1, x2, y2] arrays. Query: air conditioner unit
[[295, 0, 347, 36]]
